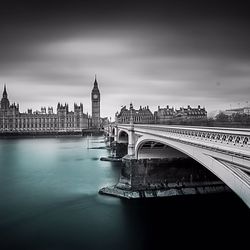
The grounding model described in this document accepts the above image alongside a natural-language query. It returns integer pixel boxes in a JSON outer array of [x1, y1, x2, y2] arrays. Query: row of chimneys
[[139, 105, 149, 110], [158, 105, 202, 110]]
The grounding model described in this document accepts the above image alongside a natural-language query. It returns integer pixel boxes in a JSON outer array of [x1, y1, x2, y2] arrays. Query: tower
[[1, 84, 10, 110], [91, 76, 100, 128]]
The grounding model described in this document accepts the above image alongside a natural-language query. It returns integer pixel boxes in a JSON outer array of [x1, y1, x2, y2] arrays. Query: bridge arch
[[136, 137, 209, 170], [135, 136, 250, 207], [118, 129, 129, 144], [136, 140, 188, 160]]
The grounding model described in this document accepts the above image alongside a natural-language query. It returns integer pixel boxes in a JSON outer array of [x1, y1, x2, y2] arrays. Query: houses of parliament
[[0, 78, 101, 134]]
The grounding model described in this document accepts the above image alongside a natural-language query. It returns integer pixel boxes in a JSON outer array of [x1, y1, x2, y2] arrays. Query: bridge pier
[[127, 112, 135, 157], [110, 124, 120, 157], [114, 123, 118, 143], [108, 141, 128, 158], [100, 156, 230, 199]]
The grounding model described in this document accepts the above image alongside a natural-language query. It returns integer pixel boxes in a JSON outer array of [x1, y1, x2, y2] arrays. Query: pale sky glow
[[45, 38, 130, 56], [0, 1, 250, 118]]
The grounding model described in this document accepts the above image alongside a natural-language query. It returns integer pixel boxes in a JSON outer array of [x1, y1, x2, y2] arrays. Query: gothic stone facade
[[91, 77, 101, 128], [0, 85, 91, 133]]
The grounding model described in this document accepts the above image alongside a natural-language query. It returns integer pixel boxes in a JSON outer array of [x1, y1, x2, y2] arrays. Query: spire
[[1, 84, 10, 109], [94, 75, 98, 87], [129, 102, 133, 110], [3, 84, 7, 98]]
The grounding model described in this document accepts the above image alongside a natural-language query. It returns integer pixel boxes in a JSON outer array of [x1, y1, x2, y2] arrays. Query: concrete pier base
[[99, 156, 231, 199], [99, 182, 230, 199], [110, 142, 128, 158]]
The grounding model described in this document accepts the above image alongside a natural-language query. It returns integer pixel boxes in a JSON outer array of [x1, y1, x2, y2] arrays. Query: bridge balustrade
[[116, 124, 250, 148]]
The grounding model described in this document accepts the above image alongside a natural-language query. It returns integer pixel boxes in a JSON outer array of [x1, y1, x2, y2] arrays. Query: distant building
[[154, 105, 175, 124], [224, 107, 250, 116], [116, 104, 207, 124], [100, 117, 109, 128], [116, 103, 154, 124], [174, 105, 207, 120], [0, 78, 101, 133], [154, 105, 207, 123]]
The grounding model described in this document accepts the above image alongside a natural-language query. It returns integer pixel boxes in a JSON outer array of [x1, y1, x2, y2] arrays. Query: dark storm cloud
[[0, 0, 250, 116]]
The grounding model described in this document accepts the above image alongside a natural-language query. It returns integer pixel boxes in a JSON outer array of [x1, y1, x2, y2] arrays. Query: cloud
[[0, 1, 250, 117]]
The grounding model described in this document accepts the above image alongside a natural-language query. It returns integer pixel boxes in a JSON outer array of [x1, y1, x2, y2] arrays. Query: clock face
[[93, 94, 98, 99]]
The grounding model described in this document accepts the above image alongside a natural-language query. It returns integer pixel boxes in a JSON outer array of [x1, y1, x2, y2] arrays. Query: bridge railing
[[118, 124, 250, 148]]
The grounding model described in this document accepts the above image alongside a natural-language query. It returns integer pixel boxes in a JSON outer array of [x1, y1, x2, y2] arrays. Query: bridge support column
[[114, 124, 118, 143], [104, 131, 109, 142], [110, 125, 118, 157], [127, 115, 135, 157], [105, 124, 112, 147], [108, 124, 112, 138]]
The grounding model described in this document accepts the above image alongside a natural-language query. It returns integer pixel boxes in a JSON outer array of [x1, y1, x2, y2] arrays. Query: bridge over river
[[102, 121, 250, 208]]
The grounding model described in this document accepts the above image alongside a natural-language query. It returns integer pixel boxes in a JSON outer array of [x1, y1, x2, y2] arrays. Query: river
[[0, 136, 248, 249]]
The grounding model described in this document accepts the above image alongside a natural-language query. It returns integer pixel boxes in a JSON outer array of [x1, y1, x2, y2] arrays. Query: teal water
[[0, 136, 249, 249]]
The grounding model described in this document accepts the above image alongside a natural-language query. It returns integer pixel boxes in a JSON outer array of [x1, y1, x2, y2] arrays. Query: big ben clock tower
[[91, 76, 100, 128]]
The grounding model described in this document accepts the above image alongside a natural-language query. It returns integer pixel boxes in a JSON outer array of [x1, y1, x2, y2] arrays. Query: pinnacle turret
[[3, 84, 7, 98], [94, 75, 98, 87], [1, 84, 10, 109]]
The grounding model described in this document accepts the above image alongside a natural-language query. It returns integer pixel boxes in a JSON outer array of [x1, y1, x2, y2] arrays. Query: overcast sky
[[0, 0, 250, 118]]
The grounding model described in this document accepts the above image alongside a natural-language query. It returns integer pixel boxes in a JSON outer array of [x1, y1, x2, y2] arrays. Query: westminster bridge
[[101, 122, 250, 208]]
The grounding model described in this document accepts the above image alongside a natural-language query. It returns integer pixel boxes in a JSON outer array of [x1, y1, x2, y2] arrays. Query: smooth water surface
[[0, 136, 249, 249]]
